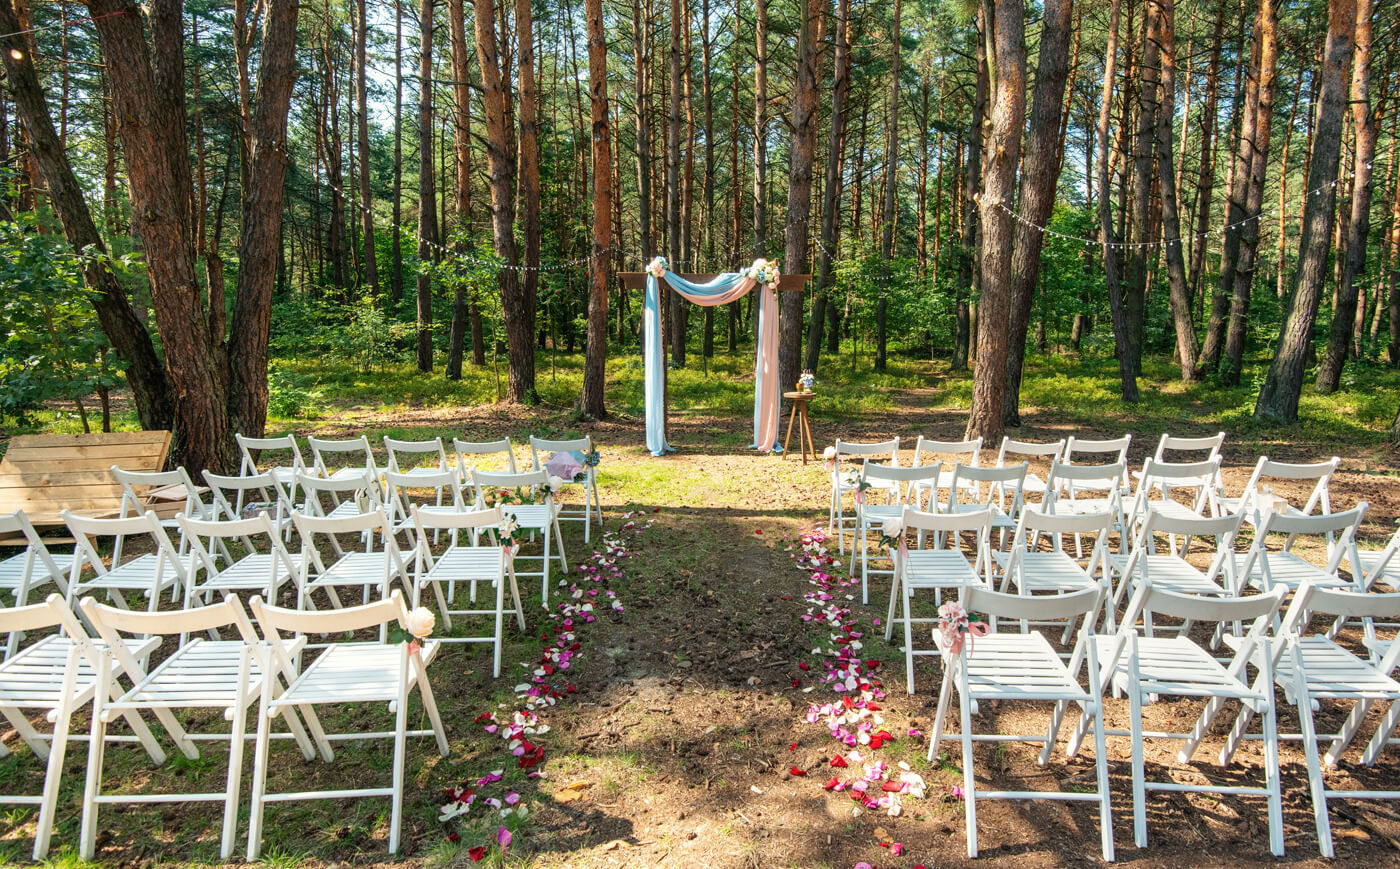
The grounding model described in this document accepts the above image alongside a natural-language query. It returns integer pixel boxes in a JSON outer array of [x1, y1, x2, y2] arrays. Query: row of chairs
[[929, 576, 1400, 859], [0, 589, 444, 861], [235, 432, 603, 542]]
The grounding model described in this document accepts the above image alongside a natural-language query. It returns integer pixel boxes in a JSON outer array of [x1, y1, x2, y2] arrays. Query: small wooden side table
[[782, 391, 817, 464]]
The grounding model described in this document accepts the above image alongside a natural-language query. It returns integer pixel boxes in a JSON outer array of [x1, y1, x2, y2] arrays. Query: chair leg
[[1092, 691, 1115, 862], [493, 573, 505, 679], [1128, 642, 1148, 849], [32, 699, 72, 860], [413, 656, 450, 756], [929, 662, 954, 763], [959, 677, 978, 858], [1292, 647, 1334, 858], [1261, 657, 1285, 857], [389, 659, 410, 855], [1326, 698, 1373, 766], [901, 581, 916, 694], [79, 658, 112, 862], [1361, 700, 1400, 766], [222, 685, 252, 859]]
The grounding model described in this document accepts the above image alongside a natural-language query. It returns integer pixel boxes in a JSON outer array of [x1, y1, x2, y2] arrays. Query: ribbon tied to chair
[[644, 270, 780, 456]]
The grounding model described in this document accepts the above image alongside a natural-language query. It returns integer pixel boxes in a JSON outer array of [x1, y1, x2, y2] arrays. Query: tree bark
[[1151, 0, 1201, 381], [1316, 0, 1376, 392], [1255, 0, 1356, 423], [1222, 0, 1280, 386], [805, 0, 850, 373], [666, 0, 684, 363], [415, 0, 437, 371], [1097, 0, 1138, 401], [580, 0, 611, 419], [446, 0, 473, 379], [752, 0, 768, 260], [391, 0, 404, 305], [781, 0, 824, 398], [356, 0, 377, 298], [1003, 0, 1074, 425], [516, 0, 541, 394], [875, 0, 901, 373], [965, 0, 1025, 442]]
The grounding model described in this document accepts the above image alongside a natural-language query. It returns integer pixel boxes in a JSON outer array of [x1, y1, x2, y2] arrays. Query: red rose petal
[[823, 775, 841, 790], [791, 680, 802, 688], [881, 781, 903, 792], [789, 743, 797, 751], [799, 662, 811, 671], [830, 755, 848, 768], [468, 846, 486, 861], [869, 737, 883, 749], [789, 766, 807, 776]]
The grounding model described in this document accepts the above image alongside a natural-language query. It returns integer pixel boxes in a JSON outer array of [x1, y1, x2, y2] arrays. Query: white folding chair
[[1061, 435, 1132, 494], [1234, 503, 1367, 595], [907, 436, 982, 511], [384, 436, 450, 478], [77, 595, 314, 860], [885, 505, 994, 694], [236, 432, 307, 489], [295, 468, 384, 523], [112, 465, 210, 561], [470, 469, 567, 607], [928, 583, 1114, 861], [1041, 460, 1128, 559], [1350, 523, 1400, 594], [0, 510, 72, 654], [1124, 457, 1223, 538], [1226, 584, 1400, 857], [246, 590, 449, 859], [63, 510, 188, 612], [383, 468, 469, 534], [994, 436, 1066, 501], [529, 435, 603, 543], [1136, 432, 1225, 496], [1091, 582, 1288, 855], [178, 512, 299, 610], [203, 470, 294, 542], [856, 463, 940, 605], [408, 505, 525, 677], [1107, 509, 1247, 622], [999, 507, 1113, 597], [291, 509, 408, 625], [828, 437, 899, 554], [0, 594, 162, 859], [1217, 455, 1340, 528], [942, 461, 1028, 552], [307, 435, 379, 482], [453, 437, 519, 492]]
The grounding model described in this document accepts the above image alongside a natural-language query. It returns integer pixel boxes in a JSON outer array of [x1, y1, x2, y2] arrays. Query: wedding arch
[[619, 262, 811, 457]]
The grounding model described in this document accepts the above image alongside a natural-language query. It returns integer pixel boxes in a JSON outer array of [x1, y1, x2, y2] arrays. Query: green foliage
[[0, 216, 118, 426], [270, 291, 415, 371], [266, 363, 327, 420]]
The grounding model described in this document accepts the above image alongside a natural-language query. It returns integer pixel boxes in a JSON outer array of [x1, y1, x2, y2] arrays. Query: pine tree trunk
[[1316, 0, 1376, 392], [1097, 0, 1138, 401], [781, 0, 824, 396], [1003, 0, 1074, 424], [805, 0, 850, 373], [875, 0, 901, 373], [701, 0, 716, 357], [516, 0, 541, 398], [1255, 0, 1357, 422], [415, 0, 436, 371], [356, 0, 377, 298], [965, 0, 1025, 441], [580, 0, 611, 418], [752, 0, 768, 263], [446, 0, 473, 379], [391, 0, 404, 306], [666, 0, 685, 363]]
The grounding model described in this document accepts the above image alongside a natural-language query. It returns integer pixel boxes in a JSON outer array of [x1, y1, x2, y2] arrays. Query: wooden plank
[[616, 272, 811, 290], [4, 432, 169, 449], [1, 444, 169, 463], [0, 470, 123, 489]]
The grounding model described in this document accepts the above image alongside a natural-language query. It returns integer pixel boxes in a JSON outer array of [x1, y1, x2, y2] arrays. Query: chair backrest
[[291, 504, 395, 542], [528, 435, 592, 472], [1152, 431, 1225, 463], [1008, 507, 1114, 577], [1064, 435, 1131, 465], [236, 433, 306, 477], [81, 592, 260, 648], [112, 465, 204, 521], [1044, 460, 1128, 498], [454, 437, 518, 476], [963, 582, 1105, 624], [203, 470, 290, 523], [1280, 584, 1400, 672], [996, 436, 1066, 463], [946, 461, 1028, 513], [383, 437, 449, 475], [294, 468, 383, 516], [901, 504, 993, 536], [62, 509, 184, 583], [1253, 501, 1366, 568], [911, 437, 981, 471], [383, 469, 466, 518], [0, 509, 68, 593], [178, 512, 295, 586], [307, 436, 377, 478], [250, 588, 411, 643], [1110, 582, 1286, 684], [1237, 455, 1341, 516], [471, 468, 549, 492], [1133, 457, 1221, 506], [833, 438, 899, 467], [0, 593, 96, 664], [410, 503, 503, 533], [860, 462, 940, 486]]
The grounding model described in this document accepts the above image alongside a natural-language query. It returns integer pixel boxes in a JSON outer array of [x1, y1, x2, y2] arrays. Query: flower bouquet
[[389, 606, 436, 656], [746, 257, 781, 290], [797, 370, 815, 393], [646, 255, 668, 278]]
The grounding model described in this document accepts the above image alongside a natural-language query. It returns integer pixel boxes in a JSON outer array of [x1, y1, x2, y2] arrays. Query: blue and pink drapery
[[643, 270, 780, 456]]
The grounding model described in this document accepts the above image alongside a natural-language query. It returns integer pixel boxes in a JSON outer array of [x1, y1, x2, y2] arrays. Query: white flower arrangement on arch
[[646, 255, 668, 278], [746, 257, 781, 290]]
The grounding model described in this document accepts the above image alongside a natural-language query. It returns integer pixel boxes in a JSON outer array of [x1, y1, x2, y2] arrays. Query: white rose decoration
[[883, 517, 903, 537], [823, 446, 836, 460], [547, 474, 564, 493], [405, 606, 436, 639]]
